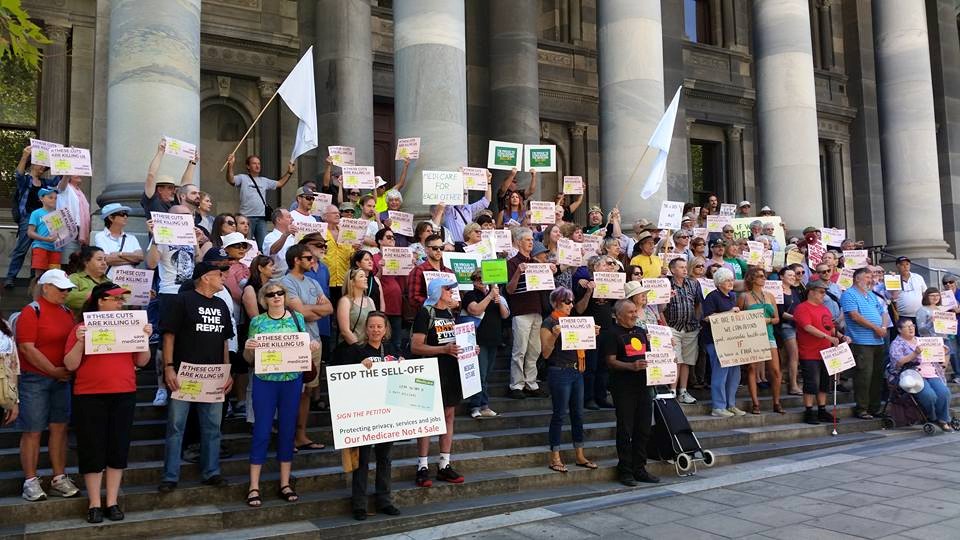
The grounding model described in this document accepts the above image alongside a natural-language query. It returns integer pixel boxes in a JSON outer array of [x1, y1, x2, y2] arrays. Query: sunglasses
[[299, 255, 315, 261], [383, 234, 395, 240], [113, 212, 129, 218], [55, 286, 72, 293], [426, 245, 443, 251], [301, 196, 316, 202], [310, 243, 328, 250], [694, 264, 705, 268], [946, 281, 956, 285], [225, 220, 236, 225], [818, 270, 831, 274], [232, 243, 250, 250], [264, 290, 286, 299], [561, 299, 574, 305]]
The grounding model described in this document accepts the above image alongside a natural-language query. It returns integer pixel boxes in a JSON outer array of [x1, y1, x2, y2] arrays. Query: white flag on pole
[[277, 47, 318, 161], [640, 87, 682, 200]]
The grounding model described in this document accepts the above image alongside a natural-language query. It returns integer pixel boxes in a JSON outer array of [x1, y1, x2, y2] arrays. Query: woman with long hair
[[242, 255, 275, 320], [497, 190, 527, 228], [66, 246, 109, 313], [738, 267, 784, 414], [372, 228, 407, 350], [778, 266, 803, 395], [336, 268, 377, 348], [197, 191, 214, 233], [198, 213, 237, 259], [409, 221, 435, 264], [349, 250, 385, 312]]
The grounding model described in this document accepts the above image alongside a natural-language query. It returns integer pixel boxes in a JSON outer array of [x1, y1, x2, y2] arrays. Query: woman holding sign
[[243, 281, 320, 507], [916, 288, 959, 373], [738, 268, 784, 415], [540, 287, 598, 473], [63, 282, 151, 523], [701, 268, 746, 418], [887, 319, 954, 432]]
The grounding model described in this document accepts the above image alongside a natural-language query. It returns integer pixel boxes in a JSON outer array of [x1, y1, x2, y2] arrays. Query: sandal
[[939, 422, 954, 432], [246, 489, 262, 507], [575, 460, 598, 470], [295, 441, 325, 451], [855, 412, 874, 420], [278, 485, 299, 502], [751, 403, 761, 415], [548, 462, 568, 473], [773, 403, 785, 415]]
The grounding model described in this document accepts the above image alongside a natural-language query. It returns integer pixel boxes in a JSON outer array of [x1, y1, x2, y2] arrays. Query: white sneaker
[[153, 387, 169, 406], [480, 408, 498, 418], [727, 406, 747, 417], [711, 408, 734, 418], [678, 390, 697, 404], [470, 409, 482, 419], [49, 475, 79, 498], [22, 477, 46, 501]]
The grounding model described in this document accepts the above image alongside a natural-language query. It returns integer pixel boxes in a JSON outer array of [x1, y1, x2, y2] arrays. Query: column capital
[[725, 124, 743, 140], [257, 78, 280, 99], [817, 0, 833, 10], [686, 118, 696, 134], [826, 140, 842, 154], [44, 24, 70, 44], [568, 123, 588, 138]]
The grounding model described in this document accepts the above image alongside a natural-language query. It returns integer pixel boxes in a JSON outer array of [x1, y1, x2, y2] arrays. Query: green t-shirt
[[247, 311, 308, 382]]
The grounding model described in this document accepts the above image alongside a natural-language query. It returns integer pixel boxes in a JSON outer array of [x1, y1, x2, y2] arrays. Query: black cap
[[896, 256, 911, 264]]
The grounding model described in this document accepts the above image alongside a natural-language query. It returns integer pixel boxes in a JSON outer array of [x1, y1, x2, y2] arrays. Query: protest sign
[[111, 268, 154, 307], [337, 218, 368, 245], [487, 140, 524, 170], [786, 250, 805, 266], [254, 332, 311, 375], [842, 250, 869, 269], [328, 145, 356, 166], [387, 211, 414, 236], [171, 363, 231, 403], [558, 238, 582, 267], [763, 250, 776, 272], [481, 229, 512, 252], [455, 323, 481, 399], [593, 272, 626, 299], [461, 167, 489, 191], [646, 324, 674, 353], [423, 271, 460, 302], [821, 343, 857, 376], [327, 357, 446, 449], [932, 310, 957, 335], [692, 228, 708, 241], [163, 136, 197, 161], [49, 147, 92, 176], [151, 212, 196, 245], [837, 267, 855, 291], [719, 204, 736, 217], [463, 237, 496, 260], [642, 278, 671, 305], [341, 165, 376, 190], [563, 176, 583, 195], [41, 208, 76, 247], [524, 144, 557, 172], [660, 252, 684, 276], [559, 317, 596, 350], [730, 216, 786, 248], [710, 310, 770, 367], [381, 247, 415, 276], [581, 234, 603, 260], [525, 263, 555, 291], [530, 201, 556, 224], [395, 137, 420, 160], [746, 246, 763, 267], [822, 227, 846, 247], [941, 292, 957, 310], [807, 240, 827, 268], [238, 240, 259, 267], [293, 220, 328, 242], [83, 310, 149, 355], [763, 280, 784, 304], [918, 337, 946, 364], [698, 277, 717, 298], [646, 351, 678, 386], [29, 138, 62, 167], [443, 252, 482, 290], [706, 214, 732, 233], [422, 170, 465, 205], [480, 259, 508, 285], [309, 193, 334, 216], [658, 201, 685, 230], [883, 274, 902, 291]]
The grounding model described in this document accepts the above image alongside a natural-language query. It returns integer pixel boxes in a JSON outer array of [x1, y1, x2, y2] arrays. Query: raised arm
[[16, 146, 30, 175], [524, 169, 538, 199], [568, 193, 584, 213], [499, 167, 518, 199], [181, 151, 198, 185], [276, 161, 296, 189], [394, 157, 411, 192], [144, 139, 166, 198], [225, 154, 237, 186]]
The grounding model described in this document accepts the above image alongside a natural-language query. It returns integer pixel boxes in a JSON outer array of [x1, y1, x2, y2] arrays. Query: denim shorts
[[17, 372, 70, 432]]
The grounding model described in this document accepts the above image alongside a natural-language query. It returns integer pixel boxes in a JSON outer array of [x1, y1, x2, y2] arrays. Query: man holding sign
[[158, 259, 235, 493], [795, 282, 851, 425], [506, 228, 553, 399]]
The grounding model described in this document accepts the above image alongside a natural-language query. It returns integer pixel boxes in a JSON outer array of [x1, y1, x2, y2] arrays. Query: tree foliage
[[0, 0, 49, 70]]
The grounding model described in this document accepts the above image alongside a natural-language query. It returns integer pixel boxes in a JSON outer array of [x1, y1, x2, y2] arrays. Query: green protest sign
[[443, 253, 481, 289], [487, 140, 524, 170], [524, 144, 557, 172], [481, 259, 509, 285]]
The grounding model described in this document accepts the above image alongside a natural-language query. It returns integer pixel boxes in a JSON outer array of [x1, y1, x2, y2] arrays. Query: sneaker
[[157, 481, 177, 493], [508, 389, 527, 400], [436, 464, 465, 484], [415, 467, 433, 488], [711, 408, 734, 417], [201, 475, 229, 488], [182, 443, 200, 464], [727, 407, 747, 417], [633, 467, 660, 484], [818, 409, 837, 423], [22, 477, 47, 502], [678, 390, 697, 404], [49, 475, 80, 498], [803, 409, 820, 425], [523, 387, 547, 398], [152, 387, 169, 407], [619, 476, 639, 487], [470, 409, 482, 419], [479, 408, 498, 418]]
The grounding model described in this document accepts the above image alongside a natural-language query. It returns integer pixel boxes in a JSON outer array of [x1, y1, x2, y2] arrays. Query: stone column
[[38, 24, 70, 144], [569, 0, 582, 43], [725, 125, 744, 204], [825, 141, 846, 229], [598, 1, 665, 223], [754, 0, 824, 230], [709, 0, 722, 46], [257, 79, 280, 202], [721, 0, 736, 48], [100, 0, 200, 210], [489, 0, 540, 206], [315, 0, 374, 167], [394, 0, 467, 216], [818, 0, 835, 71], [569, 123, 588, 224], [874, 0, 950, 258]]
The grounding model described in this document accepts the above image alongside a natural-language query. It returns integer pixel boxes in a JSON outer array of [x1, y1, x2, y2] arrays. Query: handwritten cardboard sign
[[422, 170, 465, 205], [658, 201, 685, 230], [710, 310, 770, 367]]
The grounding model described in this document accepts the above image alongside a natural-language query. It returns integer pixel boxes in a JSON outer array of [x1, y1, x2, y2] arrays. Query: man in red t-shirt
[[14, 269, 81, 501], [794, 281, 849, 425]]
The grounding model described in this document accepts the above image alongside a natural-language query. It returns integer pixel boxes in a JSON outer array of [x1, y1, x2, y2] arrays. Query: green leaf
[[0, 0, 50, 70]]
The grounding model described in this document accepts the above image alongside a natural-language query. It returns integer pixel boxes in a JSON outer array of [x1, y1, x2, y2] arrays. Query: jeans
[[249, 217, 269, 251], [610, 381, 652, 476], [850, 344, 885, 414], [250, 375, 301, 465], [388, 315, 404, 352], [5, 218, 31, 282], [707, 343, 740, 410], [582, 348, 609, 405], [547, 367, 585, 451], [351, 442, 393, 511], [16, 372, 71, 432], [949, 338, 960, 379], [469, 345, 497, 409], [509, 313, 542, 390], [162, 398, 223, 482], [916, 377, 952, 423]]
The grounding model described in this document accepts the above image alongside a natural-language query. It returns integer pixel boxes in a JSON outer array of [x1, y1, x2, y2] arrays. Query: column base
[[883, 240, 953, 262]]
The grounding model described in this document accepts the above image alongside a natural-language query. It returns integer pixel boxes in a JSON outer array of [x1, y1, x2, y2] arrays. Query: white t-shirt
[[290, 210, 316, 224], [363, 219, 381, 255], [155, 243, 196, 295], [215, 287, 238, 353], [93, 229, 143, 279], [262, 229, 295, 278], [233, 174, 278, 217], [895, 272, 928, 318]]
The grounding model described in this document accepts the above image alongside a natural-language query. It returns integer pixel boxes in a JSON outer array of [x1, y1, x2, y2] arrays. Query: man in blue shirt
[[5, 146, 59, 289], [840, 267, 890, 419]]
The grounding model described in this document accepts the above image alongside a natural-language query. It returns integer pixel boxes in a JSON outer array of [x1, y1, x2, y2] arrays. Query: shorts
[[800, 359, 831, 395], [30, 248, 61, 271], [438, 358, 463, 408], [304, 351, 323, 389], [769, 340, 778, 349], [777, 324, 797, 341], [671, 328, 699, 366], [17, 372, 70, 432]]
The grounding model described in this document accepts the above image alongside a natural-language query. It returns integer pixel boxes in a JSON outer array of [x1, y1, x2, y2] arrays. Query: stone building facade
[[3, 0, 960, 268]]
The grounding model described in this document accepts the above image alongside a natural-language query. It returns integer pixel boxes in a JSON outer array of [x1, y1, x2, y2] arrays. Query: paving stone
[[829, 461, 899, 476], [687, 487, 768, 508], [863, 455, 930, 470], [725, 479, 806, 498], [847, 503, 944, 528], [508, 521, 599, 539], [647, 495, 734, 516], [911, 487, 960, 505], [867, 472, 951, 491], [885, 495, 960, 518], [833, 479, 922, 499], [800, 486, 887, 507], [899, 522, 960, 540], [682, 512, 771, 537], [724, 502, 811, 527], [766, 494, 852, 517], [803, 514, 908, 539], [761, 524, 863, 540], [453, 531, 533, 540], [800, 466, 872, 483], [763, 473, 837, 491], [630, 522, 728, 540], [549, 511, 646, 537], [605, 502, 688, 525]]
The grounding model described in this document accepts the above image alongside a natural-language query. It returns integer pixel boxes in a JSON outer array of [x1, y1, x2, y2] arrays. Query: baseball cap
[[38, 188, 58, 198], [91, 282, 131, 298], [738, 200, 751, 208], [202, 247, 231, 264], [896, 256, 911, 264], [37, 269, 75, 289], [531, 241, 549, 257], [943, 274, 957, 284], [339, 202, 356, 213], [296, 186, 316, 197], [424, 278, 457, 307], [710, 238, 727, 248], [101, 203, 132, 218], [220, 232, 247, 248]]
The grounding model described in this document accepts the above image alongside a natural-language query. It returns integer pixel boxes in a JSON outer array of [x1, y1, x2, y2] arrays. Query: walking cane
[[831, 373, 838, 436]]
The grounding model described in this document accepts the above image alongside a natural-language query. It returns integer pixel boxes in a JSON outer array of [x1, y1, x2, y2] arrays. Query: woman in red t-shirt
[[63, 282, 151, 524]]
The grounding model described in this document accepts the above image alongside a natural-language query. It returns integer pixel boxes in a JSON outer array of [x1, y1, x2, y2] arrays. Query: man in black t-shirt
[[600, 299, 659, 486], [158, 261, 235, 493]]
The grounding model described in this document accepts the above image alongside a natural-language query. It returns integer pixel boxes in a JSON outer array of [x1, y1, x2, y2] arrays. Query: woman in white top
[[93, 203, 143, 280]]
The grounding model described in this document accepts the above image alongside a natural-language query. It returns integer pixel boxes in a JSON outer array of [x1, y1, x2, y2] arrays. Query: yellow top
[[324, 230, 354, 287], [629, 253, 662, 280]]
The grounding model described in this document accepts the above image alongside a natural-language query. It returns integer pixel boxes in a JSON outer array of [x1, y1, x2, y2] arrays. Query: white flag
[[277, 47, 318, 161], [640, 87, 682, 199]]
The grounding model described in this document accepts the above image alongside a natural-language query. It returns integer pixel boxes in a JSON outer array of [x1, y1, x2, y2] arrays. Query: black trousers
[[72, 392, 137, 474], [351, 442, 393, 511], [610, 381, 652, 477]]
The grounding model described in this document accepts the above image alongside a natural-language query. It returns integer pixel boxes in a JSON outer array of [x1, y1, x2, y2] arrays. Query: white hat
[[898, 369, 925, 394], [737, 200, 751, 208], [101, 203, 132, 218], [220, 232, 247, 248], [37, 269, 75, 289]]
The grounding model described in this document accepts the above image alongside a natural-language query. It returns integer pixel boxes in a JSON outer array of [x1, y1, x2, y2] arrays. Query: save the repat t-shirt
[[162, 289, 235, 372]]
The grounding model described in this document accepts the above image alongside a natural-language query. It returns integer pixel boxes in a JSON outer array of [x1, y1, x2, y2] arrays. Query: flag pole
[[219, 89, 280, 172], [612, 144, 654, 210]]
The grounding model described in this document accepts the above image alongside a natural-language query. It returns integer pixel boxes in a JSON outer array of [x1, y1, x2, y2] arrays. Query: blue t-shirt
[[28, 207, 58, 251], [305, 263, 332, 338], [840, 287, 885, 345]]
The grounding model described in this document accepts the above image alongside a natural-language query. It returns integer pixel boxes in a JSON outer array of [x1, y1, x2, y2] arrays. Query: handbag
[[248, 175, 273, 220], [332, 298, 368, 358], [0, 351, 19, 410]]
